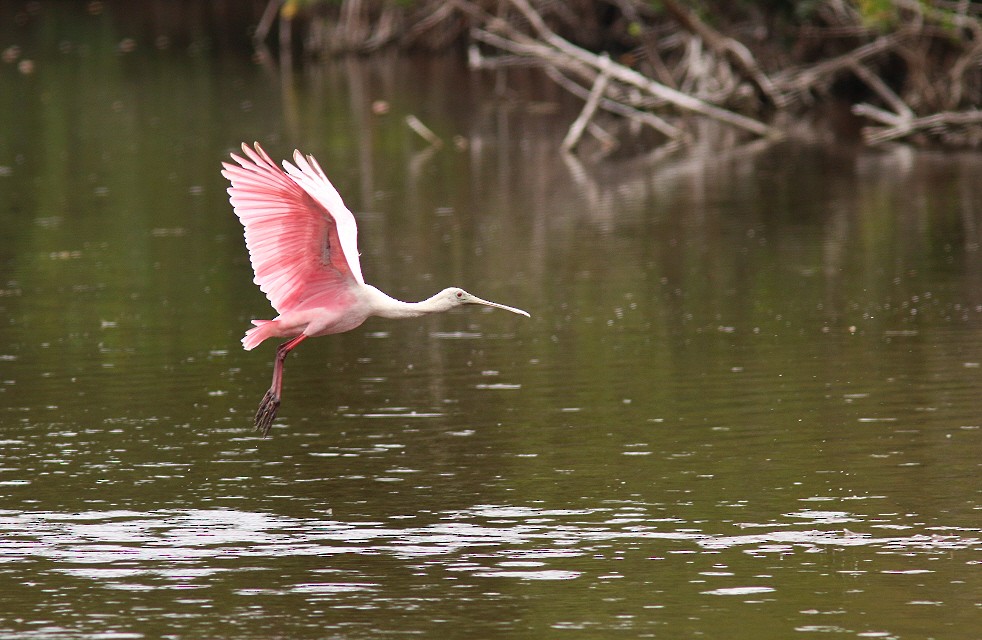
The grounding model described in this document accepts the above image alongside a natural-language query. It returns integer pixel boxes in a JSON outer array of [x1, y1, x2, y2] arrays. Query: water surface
[[0, 6, 980, 639]]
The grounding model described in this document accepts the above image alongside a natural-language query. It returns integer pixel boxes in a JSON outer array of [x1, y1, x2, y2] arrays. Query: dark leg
[[255, 334, 308, 437]]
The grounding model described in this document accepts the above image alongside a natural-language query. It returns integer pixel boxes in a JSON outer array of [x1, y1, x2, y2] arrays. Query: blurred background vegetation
[[3, 0, 982, 149]]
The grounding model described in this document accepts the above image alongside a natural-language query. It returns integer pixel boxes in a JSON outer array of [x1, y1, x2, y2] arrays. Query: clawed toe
[[254, 389, 281, 438]]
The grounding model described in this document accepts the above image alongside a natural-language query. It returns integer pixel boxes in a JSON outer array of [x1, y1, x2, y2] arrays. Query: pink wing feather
[[221, 142, 364, 315]]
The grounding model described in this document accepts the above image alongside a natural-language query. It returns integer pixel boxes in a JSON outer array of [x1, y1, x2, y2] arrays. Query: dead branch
[[493, 0, 779, 138], [854, 105, 982, 145], [659, 0, 786, 107], [562, 53, 613, 152], [285, 0, 982, 151], [776, 30, 912, 98], [608, 0, 678, 89], [542, 65, 685, 140], [850, 61, 914, 121]]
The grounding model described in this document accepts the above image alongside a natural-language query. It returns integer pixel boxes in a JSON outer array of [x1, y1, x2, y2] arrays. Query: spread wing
[[221, 142, 365, 315]]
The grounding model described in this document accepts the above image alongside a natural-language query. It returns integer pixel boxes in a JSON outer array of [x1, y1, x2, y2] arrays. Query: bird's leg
[[255, 334, 308, 437]]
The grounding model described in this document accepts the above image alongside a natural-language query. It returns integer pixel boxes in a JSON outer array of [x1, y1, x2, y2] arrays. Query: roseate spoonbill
[[222, 143, 530, 437]]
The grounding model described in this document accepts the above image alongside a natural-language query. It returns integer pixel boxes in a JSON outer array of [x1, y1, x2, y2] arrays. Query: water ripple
[[0, 504, 977, 593]]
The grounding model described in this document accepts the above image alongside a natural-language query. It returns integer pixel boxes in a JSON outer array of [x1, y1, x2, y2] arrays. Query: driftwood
[[468, 0, 779, 149], [854, 105, 982, 145], [542, 65, 685, 141], [258, 0, 982, 152], [471, 0, 982, 151], [505, 0, 778, 139], [658, 0, 786, 108], [561, 53, 613, 152]]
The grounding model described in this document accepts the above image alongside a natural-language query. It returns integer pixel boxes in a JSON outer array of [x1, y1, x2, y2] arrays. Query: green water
[[0, 5, 979, 639]]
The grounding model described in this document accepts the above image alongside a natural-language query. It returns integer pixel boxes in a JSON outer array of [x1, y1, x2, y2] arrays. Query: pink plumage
[[222, 143, 364, 331], [222, 142, 529, 437]]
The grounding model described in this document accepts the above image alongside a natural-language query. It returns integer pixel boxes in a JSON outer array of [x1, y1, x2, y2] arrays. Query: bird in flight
[[222, 143, 529, 437]]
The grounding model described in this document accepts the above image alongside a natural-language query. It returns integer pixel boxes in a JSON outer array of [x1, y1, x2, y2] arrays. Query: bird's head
[[441, 287, 530, 317]]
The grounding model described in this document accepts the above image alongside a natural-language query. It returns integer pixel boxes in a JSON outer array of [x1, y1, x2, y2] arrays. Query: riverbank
[[259, 0, 982, 152], [4, 1, 980, 152]]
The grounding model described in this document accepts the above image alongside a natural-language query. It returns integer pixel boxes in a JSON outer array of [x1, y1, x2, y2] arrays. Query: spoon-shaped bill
[[469, 295, 531, 317]]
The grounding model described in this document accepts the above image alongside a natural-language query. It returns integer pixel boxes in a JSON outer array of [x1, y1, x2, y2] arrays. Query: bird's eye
[[455, 291, 463, 298]]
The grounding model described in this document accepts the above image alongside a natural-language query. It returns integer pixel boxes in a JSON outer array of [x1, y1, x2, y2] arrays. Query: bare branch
[[660, 0, 787, 107], [562, 54, 614, 152], [500, 0, 779, 138]]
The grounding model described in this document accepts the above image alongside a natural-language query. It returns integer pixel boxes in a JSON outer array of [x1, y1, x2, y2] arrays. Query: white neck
[[365, 286, 451, 319]]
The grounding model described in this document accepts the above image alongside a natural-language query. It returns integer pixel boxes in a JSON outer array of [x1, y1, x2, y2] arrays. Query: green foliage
[[857, 0, 899, 29]]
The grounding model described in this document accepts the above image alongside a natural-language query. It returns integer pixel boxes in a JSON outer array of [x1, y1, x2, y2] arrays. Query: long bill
[[470, 296, 531, 317]]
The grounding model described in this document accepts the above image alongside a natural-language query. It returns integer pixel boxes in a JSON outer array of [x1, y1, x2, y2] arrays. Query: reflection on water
[[0, 3, 981, 639], [1, 502, 976, 637], [4, 504, 976, 572]]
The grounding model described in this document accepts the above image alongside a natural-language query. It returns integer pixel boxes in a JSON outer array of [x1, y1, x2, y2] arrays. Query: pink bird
[[222, 142, 530, 437]]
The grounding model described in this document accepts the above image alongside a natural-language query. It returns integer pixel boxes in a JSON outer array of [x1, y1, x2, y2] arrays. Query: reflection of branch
[[408, 145, 439, 183]]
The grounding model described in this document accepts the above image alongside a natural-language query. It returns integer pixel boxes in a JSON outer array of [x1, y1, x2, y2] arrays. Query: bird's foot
[[254, 389, 281, 438]]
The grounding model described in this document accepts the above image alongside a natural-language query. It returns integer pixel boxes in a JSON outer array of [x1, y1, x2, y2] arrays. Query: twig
[[855, 107, 982, 144], [543, 65, 684, 140], [849, 62, 914, 121], [776, 31, 910, 96], [609, 0, 678, 89], [403, 1, 456, 40], [562, 54, 613, 152], [467, 42, 530, 69], [852, 102, 907, 128], [405, 115, 444, 149], [660, 0, 786, 107], [471, 26, 592, 75], [586, 122, 619, 154]]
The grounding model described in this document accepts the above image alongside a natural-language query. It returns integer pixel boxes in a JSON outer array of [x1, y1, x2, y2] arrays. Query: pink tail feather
[[242, 319, 277, 350]]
